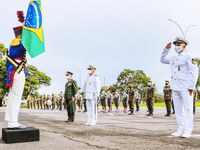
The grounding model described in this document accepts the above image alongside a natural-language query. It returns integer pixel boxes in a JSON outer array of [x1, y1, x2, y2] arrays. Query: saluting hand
[[166, 42, 172, 49]]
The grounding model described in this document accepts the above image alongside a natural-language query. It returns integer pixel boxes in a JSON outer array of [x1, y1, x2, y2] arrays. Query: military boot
[[128, 111, 134, 115], [146, 113, 153, 116], [165, 111, 171, 117]]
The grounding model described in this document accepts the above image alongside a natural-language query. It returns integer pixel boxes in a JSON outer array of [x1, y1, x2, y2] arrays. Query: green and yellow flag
[[21, 0, 45, 58]]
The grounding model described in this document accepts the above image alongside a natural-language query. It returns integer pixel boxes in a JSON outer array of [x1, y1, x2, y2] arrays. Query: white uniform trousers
[[5, 71, 25, 128], [172, 90, 193, 135], [86, 98, 98, 124]]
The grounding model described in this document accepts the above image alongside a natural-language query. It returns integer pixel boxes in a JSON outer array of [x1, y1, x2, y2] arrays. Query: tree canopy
[[116, 69, 151, 93], [24, 65, 51, 99]]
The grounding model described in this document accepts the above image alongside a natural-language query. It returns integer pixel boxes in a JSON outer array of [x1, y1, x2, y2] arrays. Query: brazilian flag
[[22, 0, 45, 58]]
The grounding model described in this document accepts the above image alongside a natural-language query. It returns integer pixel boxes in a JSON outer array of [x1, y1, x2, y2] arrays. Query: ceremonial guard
[[146, 81, 155, 116], [161, 37, 198, 138], [64, 71, 78, 122], [163, 80, 173, 117], [5, 11, 28, 129], [82, 65, 101, 126]]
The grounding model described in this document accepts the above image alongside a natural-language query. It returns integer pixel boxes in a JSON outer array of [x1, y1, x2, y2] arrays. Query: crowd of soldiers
[[27, 92, 64, 110], [98, 85, 141, 115], [26, 80, 198, 117]]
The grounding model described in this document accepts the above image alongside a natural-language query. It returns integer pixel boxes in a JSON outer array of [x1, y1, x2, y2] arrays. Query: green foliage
[[116, 69, 152, 100], [117, 69, 151, 92], [24, 65, 51, 98], [101, 86, 109, 92], [155, 93, 164, 103], [0, 43, 8, 59], [0, 43, 8, 103], [109, 84, 118, 92], [0, 59, 8, 100]]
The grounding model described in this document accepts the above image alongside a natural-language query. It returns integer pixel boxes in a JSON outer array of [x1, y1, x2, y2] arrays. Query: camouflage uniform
[[163, 83, 172, 116], [33, 97, 36, 109], [51, 94, 56, 110], [27, 95, 31, 109], [46, 95, 50, 110], [39, 95, 43, 109], [146, 84, 155, 116], [43, 94, 47, 109], [128, 88, 135, 115], [64, 79, 78, 122]]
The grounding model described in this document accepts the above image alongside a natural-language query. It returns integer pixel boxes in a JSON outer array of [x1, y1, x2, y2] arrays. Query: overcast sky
[[1, 0, 200, 94]]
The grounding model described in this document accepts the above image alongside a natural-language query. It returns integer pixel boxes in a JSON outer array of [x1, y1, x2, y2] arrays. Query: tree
[[0, 59, 8, 106], [0, 43, 8, 59], [0, 43, 8, 106], [116, 69, 152, 102], [24, 65, 51, 99], [101, 86, 109, 92]]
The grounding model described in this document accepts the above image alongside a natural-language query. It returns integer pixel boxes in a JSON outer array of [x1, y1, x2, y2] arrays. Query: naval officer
[[161, 37, 198, 138], [82, 65, 101, 126]]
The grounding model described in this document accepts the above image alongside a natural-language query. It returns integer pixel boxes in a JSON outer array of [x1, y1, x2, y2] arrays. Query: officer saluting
[[161, 37, 199, 138], [64, 71, 78, 122], [82, 65, 101, 126]]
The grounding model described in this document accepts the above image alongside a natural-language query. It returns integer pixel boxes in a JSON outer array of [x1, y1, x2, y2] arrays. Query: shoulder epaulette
[[10, 38, 21, 46]]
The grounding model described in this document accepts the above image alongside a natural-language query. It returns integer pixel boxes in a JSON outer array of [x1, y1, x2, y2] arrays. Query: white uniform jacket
[[161, 48, 198, 91], [82, 74, 101, 100]]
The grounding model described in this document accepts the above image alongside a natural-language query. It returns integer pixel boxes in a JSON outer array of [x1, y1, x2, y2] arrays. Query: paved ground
[[1, 107, 200, 150]]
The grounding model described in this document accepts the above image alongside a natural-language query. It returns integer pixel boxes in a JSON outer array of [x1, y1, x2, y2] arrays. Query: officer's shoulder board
[[192, 58, 197, 65]]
